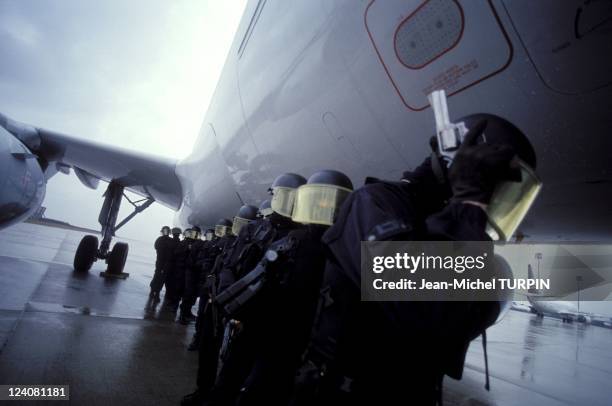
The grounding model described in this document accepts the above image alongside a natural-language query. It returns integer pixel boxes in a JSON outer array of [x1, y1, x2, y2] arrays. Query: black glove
[[449, 120, 521, 205], [401, 156, 451, 211]]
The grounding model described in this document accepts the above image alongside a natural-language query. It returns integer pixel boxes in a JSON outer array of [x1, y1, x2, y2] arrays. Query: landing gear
[[107, 242, 129, 275], [72, 181, 153, 277], [74, 235, 99, 272]]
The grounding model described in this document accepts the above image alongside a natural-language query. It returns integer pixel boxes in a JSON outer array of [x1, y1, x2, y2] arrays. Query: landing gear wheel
[[74, 235, 99, 272], [107, 242, 129, 275]]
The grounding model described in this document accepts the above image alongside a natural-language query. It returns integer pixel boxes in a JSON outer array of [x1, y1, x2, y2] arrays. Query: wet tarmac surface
[[1, 222, 611, 405], [446, 310, 612, 405], [0, 223, 198, 405]]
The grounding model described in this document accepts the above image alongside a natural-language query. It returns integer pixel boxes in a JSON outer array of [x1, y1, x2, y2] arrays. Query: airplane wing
[[0, 112, 183, 210]]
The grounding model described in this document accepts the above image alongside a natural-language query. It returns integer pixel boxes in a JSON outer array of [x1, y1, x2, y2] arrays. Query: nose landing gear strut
[[73, 181, 154, 278]]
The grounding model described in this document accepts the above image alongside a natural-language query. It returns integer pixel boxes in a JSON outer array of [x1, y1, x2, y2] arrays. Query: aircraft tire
[[74, 235, 99, 272], [107, 242, 129, 274]]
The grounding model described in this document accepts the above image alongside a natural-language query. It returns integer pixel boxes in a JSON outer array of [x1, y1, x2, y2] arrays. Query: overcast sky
[[0, 0, 247, 242]]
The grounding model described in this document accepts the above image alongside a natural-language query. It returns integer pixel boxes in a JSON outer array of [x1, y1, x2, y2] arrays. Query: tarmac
[[0, 222, 611, 405]]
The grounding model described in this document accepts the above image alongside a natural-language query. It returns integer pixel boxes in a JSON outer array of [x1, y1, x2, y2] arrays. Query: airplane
[[525, 297, 590, 323], [524, 264, 592, 323], [1, 0, 611, 277]]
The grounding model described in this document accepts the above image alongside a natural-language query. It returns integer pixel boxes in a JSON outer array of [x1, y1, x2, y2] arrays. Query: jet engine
[[0, 126, 46, 229]]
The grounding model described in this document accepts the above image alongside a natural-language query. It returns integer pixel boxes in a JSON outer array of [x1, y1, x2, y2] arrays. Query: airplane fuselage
[[174, 0, 612, 241]]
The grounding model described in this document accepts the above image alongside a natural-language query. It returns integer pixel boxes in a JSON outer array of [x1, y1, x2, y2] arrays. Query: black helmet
[[258, 199, 273, 217], [233, 205, 258, 235], [190, 226, 202, 239], [269, 173, 307, 217], [259, 199, 271, 210], [292, 169, 353, 226], [183, 228, 195, 239], [204, 228, 215, 241], [236, 205, 258, 220], [160, 226, 171, 236], [215, 218, 233, 237], [306, 169, 353, 190], [216, 218, 232, 227], [269, 173, 307, 190], [454, 114, 541, 241], [458, 114, 536, 168], [171, 227, 182, 235]]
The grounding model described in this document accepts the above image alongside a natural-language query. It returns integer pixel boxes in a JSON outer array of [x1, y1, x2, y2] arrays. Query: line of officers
[[150, 114, 541, 406]]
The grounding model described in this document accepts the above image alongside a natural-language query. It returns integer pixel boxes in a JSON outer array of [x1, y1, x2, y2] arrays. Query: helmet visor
[[215, 224, 231, 237], [485, 159, 542, 241], [291, 184, 352, 226], [205, 231, 214, 241], [161, 228, 170, 236], [270, 187, 296, 217], [232, 216, 250, 236]]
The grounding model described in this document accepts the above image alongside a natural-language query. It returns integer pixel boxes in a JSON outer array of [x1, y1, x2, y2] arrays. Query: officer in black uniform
[[165, 228, 195, 312], [160, 227, 182, 305], [171, 227, 182, 241], [292, 115, 541, 405], [204, 228, 215, 242], [180, 226, 206, 324], [208, 174, 309, 406], [181, 218, 236, 405], [227, 170, 353, 406], [215, 205, 260, 294], [187, 227, 219, 350], [150, 226, 174, 300]]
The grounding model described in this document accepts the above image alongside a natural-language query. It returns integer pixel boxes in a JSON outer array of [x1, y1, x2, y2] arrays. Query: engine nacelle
[[0, 127, 46, 229]]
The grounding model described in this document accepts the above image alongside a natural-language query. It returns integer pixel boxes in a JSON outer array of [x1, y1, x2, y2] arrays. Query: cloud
[[0, 0, 247, 241]]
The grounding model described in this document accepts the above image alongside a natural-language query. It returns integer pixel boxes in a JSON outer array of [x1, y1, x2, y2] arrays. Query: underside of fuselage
[[175, 0, 612, 241]]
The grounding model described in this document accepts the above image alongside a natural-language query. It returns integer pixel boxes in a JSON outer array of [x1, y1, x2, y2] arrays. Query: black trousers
[[180, 268, 199, 314], [165, 267, 185, 304], [208, 323, 255, 405], [149, 265, 165, 294], [197, 303, 223, 395]]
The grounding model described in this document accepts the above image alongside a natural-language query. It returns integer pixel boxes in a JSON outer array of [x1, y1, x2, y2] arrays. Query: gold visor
[[485, 159, 542, 241], [291, 184, 352, 226], [271, 187, 296, 217], [232, 216, 251, 236], [215, 225, 231, 237]]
